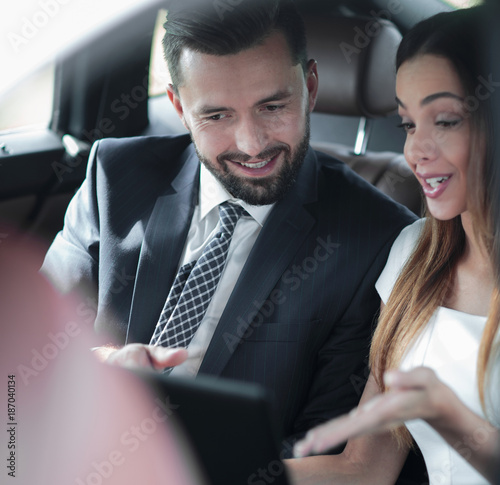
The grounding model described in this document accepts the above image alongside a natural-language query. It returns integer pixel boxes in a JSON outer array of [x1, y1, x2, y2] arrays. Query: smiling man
[[166, 26, 315, 205], [42, 0, 415, 459]]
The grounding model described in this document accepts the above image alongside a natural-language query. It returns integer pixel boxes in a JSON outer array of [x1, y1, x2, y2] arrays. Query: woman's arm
[[387, 367, 500, 483], [286, 372, 410, 485], [293, 366, 500, 484]]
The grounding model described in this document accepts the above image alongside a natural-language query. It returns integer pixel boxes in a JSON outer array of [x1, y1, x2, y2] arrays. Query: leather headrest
[[305, 15, 402, 118]]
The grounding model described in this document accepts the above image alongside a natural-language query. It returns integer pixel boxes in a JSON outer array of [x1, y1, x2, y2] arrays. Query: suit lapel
[[126, 144, 200, 344], [200, 148, 319, 375]]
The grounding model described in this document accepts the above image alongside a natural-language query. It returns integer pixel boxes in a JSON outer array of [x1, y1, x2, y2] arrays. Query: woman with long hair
[[289, 7, 500, 484]]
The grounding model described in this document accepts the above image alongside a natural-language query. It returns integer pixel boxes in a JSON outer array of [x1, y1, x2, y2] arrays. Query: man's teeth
[[425, 176, 450, 189], [238, 158, 272, 168]]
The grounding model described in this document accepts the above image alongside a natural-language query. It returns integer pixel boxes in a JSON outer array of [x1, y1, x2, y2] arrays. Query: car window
[[0, 63, 55, 133], [149, 8, 170, 98], [1, 0, 160, 134], [440, 0, 483, 7]]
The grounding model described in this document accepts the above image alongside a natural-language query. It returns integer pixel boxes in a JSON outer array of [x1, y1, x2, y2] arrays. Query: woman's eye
[[397, 122, 415, 133], [436, 119, 461, 128]]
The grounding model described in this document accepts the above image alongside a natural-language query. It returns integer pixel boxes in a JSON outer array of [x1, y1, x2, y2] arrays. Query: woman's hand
[[296, 367, 471, 456], [294, 366, 500, 483]]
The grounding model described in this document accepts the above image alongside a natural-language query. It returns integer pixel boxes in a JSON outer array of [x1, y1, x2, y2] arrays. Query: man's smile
[[227, 153, 281, 177]]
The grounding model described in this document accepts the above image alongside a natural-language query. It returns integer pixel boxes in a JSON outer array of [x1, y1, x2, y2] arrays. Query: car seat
[[305, 14, 422, 216]]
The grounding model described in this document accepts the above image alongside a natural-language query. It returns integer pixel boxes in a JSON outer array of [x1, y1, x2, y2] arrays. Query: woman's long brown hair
[[369, 7, 499, 447]]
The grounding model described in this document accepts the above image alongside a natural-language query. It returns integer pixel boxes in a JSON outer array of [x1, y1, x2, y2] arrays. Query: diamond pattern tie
[[150, 202, 245, 349]]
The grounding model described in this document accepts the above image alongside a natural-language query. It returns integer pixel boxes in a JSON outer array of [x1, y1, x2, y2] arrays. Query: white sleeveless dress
[[375, 219, 500, 485]]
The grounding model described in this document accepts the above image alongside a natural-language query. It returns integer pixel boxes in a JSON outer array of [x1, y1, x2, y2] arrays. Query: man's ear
[[166, 84, 188, 129], [306, 59, 319, 113]]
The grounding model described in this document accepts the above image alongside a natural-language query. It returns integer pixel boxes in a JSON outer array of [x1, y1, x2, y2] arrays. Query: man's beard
[[192, 115, 310, 206]]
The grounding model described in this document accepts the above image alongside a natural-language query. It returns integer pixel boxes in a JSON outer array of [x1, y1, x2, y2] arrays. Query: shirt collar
[[199, 164, 273, 227]]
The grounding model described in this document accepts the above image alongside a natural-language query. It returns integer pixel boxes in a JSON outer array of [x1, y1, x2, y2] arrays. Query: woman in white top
[[289, 7, 500, 485]]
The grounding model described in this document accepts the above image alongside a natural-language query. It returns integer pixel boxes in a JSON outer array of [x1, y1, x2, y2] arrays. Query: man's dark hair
[[162, 0, 308, 94]]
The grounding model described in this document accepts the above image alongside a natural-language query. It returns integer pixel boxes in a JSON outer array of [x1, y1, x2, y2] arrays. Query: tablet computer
[[136, 370, 291, 485]]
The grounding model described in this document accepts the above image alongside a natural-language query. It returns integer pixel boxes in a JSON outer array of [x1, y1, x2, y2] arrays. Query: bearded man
[[42, 0, 415, 455]]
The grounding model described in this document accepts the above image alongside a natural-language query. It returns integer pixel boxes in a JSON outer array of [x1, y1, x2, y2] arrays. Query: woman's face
[[396, 54, 472, 221]]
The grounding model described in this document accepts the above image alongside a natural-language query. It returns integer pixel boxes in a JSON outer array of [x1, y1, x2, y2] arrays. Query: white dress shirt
[[170, 164, 273, 377]]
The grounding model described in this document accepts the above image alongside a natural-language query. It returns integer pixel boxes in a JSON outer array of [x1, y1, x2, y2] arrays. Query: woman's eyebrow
[[396, 92, 464, 109], [420, 91, 464, 106]]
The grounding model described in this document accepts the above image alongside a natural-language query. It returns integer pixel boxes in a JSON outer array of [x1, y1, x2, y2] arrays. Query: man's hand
[[94, 344, 188, 371]]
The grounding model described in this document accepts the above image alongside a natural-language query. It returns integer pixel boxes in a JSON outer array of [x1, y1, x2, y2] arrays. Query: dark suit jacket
[[42, 134, 416, 451]]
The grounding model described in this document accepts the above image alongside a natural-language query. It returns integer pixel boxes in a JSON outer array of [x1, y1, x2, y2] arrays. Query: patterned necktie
[[150, 201, 245, 349]]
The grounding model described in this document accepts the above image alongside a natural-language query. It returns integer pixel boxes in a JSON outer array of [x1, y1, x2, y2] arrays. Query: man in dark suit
[[42, 0, 415, 456]]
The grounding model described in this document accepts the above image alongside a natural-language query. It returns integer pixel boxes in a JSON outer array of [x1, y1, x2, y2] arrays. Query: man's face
[[167, 32, 318, 205]]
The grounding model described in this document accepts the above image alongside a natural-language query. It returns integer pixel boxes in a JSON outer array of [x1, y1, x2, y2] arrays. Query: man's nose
[[233, 116, 268, 158]]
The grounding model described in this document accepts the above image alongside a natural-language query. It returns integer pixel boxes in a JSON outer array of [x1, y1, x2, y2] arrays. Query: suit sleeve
[[40, 141, 101, 296], [281, 234, 398, 456]]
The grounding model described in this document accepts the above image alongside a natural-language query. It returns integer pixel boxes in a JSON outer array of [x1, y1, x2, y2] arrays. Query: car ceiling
[[295, 0, 452, 29]]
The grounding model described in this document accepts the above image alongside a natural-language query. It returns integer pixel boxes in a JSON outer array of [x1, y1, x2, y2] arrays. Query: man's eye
[[208, 113, 226, 121], [265, 105, 284, 112]]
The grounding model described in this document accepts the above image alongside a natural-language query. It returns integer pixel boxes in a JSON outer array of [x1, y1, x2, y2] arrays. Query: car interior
[[1, 0, 459, 260], [1, 0, 493, 483]]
